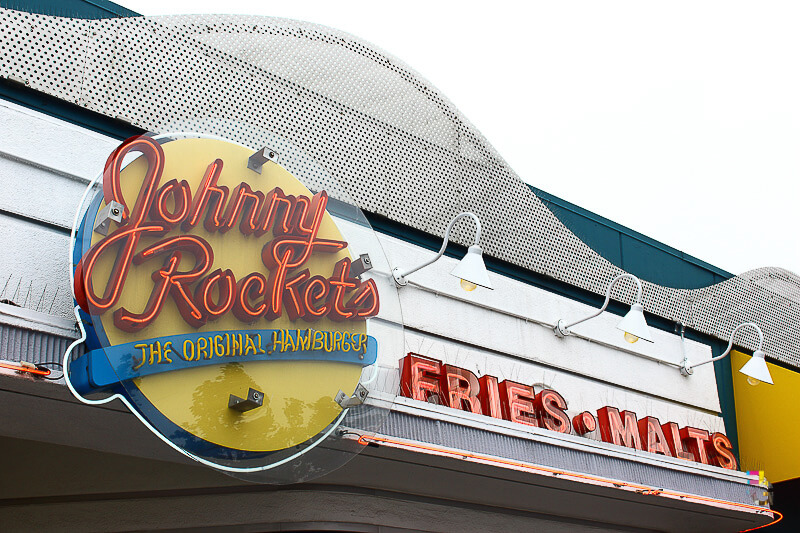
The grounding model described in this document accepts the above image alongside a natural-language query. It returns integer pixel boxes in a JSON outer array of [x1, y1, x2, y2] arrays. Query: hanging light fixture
[[554, 273, 653, 343], [392, 212, 492, 291], [680, 322, 773, 385]]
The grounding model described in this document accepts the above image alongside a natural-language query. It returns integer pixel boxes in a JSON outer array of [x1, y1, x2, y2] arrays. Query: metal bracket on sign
[[93, 201, 124, 236], [229, 388, 264, 412], [247, 147, 279, 174], [335, 383, 369, 408], [350, 254, 373, 278]]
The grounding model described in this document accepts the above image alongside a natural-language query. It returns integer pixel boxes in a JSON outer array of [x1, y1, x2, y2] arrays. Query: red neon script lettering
[[76, 135, 380, 330]]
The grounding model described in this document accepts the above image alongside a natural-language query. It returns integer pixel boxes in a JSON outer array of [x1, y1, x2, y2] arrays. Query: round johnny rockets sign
[[67, 134, 381, 478]]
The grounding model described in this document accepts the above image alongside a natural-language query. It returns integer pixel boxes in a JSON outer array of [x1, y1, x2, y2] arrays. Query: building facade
[[0, 2, 797, 531]]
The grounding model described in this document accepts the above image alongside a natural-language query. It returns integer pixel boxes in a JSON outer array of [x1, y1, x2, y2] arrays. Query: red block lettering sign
[[534, 389, 570, 433], [706, 432, 738, 470], [680, 426, 711, 464], [440, 365, 482, 414], [637, 416, 672, 457], [400, 353, 442, 403], [597, 406, 643, 450], [478, 375, 502, 419], [392, 356, 739, 469], [573, 411, 597, 435], [661, 422, 694, 461], [499, 380, 538, 427]]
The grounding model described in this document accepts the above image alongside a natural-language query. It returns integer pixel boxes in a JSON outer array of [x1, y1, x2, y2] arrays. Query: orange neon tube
[[357, 435, 781, 531], [0, 362, 51, 376]]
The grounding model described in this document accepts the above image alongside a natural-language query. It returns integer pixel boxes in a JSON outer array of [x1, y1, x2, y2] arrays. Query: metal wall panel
[[362, 409, 759, 506], [0, 9, 798, 368], [0, 322, 81, 366]]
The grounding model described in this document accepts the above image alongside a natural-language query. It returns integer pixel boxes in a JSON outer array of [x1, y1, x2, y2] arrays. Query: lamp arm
[[393, 212, 481, 281], [564, 273, 643, 330], [682, 322, 764, 373]]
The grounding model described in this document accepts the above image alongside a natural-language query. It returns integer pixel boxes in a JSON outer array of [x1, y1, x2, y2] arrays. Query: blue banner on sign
[[69, 329, 377, 395]]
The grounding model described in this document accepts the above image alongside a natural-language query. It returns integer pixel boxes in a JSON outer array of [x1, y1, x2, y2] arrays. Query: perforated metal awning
[[0, 9, 798, 367]]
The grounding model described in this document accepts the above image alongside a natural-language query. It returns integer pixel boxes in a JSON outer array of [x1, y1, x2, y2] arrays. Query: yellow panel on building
[[733, 350, 800, 483]]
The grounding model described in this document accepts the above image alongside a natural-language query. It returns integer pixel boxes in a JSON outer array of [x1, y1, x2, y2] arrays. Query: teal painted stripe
[[0, 0, 139, 18], [0, 79, 144, 138], [532, 186, 732, 290], [711, 338, 740, 459]]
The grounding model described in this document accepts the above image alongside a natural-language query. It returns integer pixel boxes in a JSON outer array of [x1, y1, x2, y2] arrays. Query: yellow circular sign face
[[73, 135, 379, 457]]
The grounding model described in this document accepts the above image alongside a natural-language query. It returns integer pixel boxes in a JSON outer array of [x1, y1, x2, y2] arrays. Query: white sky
[[121, 0, 800, 277]]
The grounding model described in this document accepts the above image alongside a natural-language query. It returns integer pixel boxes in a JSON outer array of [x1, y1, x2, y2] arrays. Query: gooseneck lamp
[[554, 273, 654, 343], [392, 212, 493, 291], [680, 322, 773, 385]]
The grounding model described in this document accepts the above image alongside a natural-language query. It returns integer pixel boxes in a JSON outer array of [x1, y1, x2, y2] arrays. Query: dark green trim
[[0, 0, 138, 18], [532, 186, 732, 290], [711, 339, 739, 458], [0, 79, 143, 139]]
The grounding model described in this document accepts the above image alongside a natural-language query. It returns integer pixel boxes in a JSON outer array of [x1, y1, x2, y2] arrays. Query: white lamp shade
[[450, 245, 493, 290], [615, 303, 654, 343], [739, 350, 773, 385]]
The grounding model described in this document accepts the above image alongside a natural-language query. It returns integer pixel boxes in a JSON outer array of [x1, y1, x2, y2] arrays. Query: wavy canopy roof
[[1, 8, 798, 367]]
